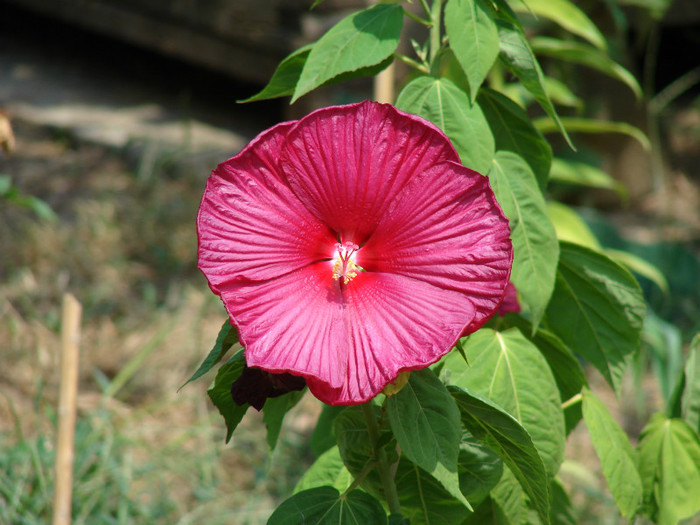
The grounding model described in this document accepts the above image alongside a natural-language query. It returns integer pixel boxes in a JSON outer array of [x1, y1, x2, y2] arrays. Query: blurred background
[[0, 0, 698, 523]]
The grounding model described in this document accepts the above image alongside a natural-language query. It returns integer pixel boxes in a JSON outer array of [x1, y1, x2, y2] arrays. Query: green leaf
[[207, 352, 247, 442], [637, 413, 700, 525], [535, 117, 650, 151], [181, 320, 238, 389], [449, 386, 551, 525], [395, 75, 494, 174], [605, 248, 669, 295], [681, 334, 700, 434], [444, 0, 499, 102], [387, 368, 470, 509], [268, 486, 388, 525], [530, 37, 641, 99], [310, 404, 345, 457], [334, 406, 391, 496], [549, 158, 627, 197], [500, 315, 587, 404], [295, 446, 353, 494], [239, 45, 312, 102], [293, 4, 403, 102], [494, 13, 572, 148], [546, 201, 602, 250], [394, 430, 502, 524], [511, 0, 607, 50], [262, 390, 305, 450], [489, 151, 559, 327], [478, 88, 552, 190], [550, 478, 577, 525], [542, 76, 584, 110], [582, 388, 642, 519], [443, 328, 565, 477], [546, 242, 646, 394]]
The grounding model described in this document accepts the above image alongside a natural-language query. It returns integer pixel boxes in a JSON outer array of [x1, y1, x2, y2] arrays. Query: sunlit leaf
[[549, 158, 627, 197], [445, 0, 499, 102], [478, 88, 552, 190], [293, 4, 403, 101], [295, 446, 353, 494], [535, 118, 650, 151], [396, 76, 495, 173], [582, 388, 642, 519], [443, 328, 565, 477], [449, 386, 551, 524], [512, 0, 607, 50], [489, 151, 559, 327], [546, 242, 646, 394], [637, 413, 700, 525], [546, 201, 602, 250], [531, 37, 641, 99]]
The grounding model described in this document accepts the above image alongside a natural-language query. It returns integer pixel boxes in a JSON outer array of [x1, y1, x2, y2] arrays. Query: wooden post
[[52, 294, 82, 525], [373, 61, 396, 104]]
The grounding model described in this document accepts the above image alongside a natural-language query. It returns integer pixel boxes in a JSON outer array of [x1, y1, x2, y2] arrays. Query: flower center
[[332, 242, 360, 284]]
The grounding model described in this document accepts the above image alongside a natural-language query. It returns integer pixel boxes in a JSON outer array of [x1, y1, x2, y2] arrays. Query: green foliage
[[191, 0, 700, 523]]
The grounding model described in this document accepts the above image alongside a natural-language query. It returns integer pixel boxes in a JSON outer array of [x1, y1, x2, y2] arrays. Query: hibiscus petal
[[307, 272, 476, 405], [198, 122, 335, 289], [217, 263, 349, 392], [280, 101, 460, 244], [358, 160, 512, 334]]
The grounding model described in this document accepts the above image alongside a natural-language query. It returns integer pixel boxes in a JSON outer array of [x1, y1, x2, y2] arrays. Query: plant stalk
[[429, 0, 444, 74], [361, 402, 402, 516]]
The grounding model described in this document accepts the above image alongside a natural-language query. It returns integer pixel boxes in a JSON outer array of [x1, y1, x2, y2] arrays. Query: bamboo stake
[[52, 294, 82, 525], [373, 60, 396, 104]]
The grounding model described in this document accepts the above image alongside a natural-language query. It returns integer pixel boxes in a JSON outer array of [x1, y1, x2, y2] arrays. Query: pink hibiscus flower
[[197, 101, 512, 405]]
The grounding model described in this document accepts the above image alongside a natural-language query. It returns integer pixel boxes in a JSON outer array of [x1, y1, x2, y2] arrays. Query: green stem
[[404, 9, 432, 27], [419, 0, 431, 18], [561, 393, 582, 410], [429, 0, 444, 74], [394, 53, 430, 74], [361, 403, 402, 517]]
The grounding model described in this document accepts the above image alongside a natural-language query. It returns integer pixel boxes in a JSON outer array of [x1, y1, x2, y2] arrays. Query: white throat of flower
[[332, 242, 360, 284]]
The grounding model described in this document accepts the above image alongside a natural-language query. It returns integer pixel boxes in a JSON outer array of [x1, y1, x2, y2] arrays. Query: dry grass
[[0, 121, 315, 524]]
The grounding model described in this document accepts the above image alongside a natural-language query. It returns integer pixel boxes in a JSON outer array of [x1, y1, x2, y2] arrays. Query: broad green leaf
[[582, 388, 642, 519], [550, 478, 577, 525], [334, 406, 392, 497], [531, 37, 641, 99], [444, 0, 499, 102], [268, 486, 388, 525], [500, 316, 588, 403], [681, 335, 700, 433], [239, 45, 311, 102], [492, 467, 526, 525], [549, 158, 627, 197], [395, 76, 494, 173], [637, 413, 700, 525], [449, 386, 550, 524], [512, 0, 607, 50], [546, 201, 602, 250], [293, 4, 403, 102], [207, 351, 247, 442], [443, 328, 565, 477], [535, 118, 650, 151], [495, 15, 572, 147], [393, 432, 501, 525], [295, 446, 353, 494], [310, 404, 345, 457], [387, 368, 470, 508], [478, 88, 552, 190], [489, 151, 559, 327], [606, 248, 669, 295], [262, 390, 305, 450], [181, 319, 238, 389], [546, 242, 646, 394]]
